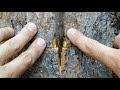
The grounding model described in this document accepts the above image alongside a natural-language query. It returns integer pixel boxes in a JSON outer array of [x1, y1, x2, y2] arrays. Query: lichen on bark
[[0, 12, 119, 78]]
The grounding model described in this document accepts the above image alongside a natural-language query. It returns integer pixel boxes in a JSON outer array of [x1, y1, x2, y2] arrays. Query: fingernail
[[67, 28, 77, 36], [7, 27, 15, 36], [37, 38, 46, 47], [27, 22, 37, 32]]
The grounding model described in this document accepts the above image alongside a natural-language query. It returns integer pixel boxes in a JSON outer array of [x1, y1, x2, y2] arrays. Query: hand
[[67, 28, 120, 77], [0, 22, 46, 78]]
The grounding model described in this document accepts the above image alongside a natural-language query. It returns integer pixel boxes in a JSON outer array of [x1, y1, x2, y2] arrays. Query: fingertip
[[67, 28, 77, 38], [7, 27, 15, 36], [67, 28, 84, 47], [26, 22, 37, 33], [37, 38, 46, 48]]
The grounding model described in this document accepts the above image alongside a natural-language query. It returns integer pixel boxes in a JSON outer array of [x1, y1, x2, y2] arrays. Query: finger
[[0, 27, 14, 42], [0, 22, 37, 65], [67, 28, 117, 71], [0, 38, 46, 78], [113, 34, 120, 49], [0, 41, 5, 46]]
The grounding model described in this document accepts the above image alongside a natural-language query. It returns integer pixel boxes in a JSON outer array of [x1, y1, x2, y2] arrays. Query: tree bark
[[0, 12, 118, 78]]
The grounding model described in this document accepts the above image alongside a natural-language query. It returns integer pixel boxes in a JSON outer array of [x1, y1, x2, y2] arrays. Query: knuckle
[[9, 40, 21, 52], [0, 66, 14, 78], [6, 72, 14, 78], [22, 54, 33, 67], [29, 45, 41, 55], [115, 35, 120, 44], [14, 44, 20, 52]]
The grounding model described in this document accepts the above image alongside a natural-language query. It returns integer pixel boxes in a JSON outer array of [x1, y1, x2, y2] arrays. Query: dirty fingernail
[[27, 22, 37, 32], [7, 27, 15, 36], [37, 38, 46, 47], [67, 28, 77, 37]]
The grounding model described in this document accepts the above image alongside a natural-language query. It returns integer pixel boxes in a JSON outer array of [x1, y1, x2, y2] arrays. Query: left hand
[[0, 22, 46, 78]]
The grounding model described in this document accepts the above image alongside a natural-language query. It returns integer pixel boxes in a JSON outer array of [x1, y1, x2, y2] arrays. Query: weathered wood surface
[[0, 12, 118, 78]]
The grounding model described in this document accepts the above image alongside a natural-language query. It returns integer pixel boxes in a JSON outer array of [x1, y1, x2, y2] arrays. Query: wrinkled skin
[[67, 28, 120, 77], [0, 22, 46, 78], [0, 22, 120, 78]]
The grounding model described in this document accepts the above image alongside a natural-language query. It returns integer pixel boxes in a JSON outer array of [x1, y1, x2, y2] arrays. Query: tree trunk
[[0, 12, 118, 78]]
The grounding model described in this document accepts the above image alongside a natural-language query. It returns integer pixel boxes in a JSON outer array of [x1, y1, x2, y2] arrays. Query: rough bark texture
[[0, 12, 119, 78]]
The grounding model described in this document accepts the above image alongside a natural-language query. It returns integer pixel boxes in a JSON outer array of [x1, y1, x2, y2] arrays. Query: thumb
[[67, 28, 84, 47]]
